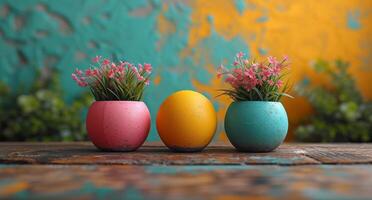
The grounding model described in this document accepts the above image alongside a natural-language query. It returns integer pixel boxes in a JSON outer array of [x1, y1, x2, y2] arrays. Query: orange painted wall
[[178, 0, 372, 140]]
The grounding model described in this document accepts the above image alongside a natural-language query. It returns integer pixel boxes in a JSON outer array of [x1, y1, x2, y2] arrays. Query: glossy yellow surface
[[156, 90, 217, 150]]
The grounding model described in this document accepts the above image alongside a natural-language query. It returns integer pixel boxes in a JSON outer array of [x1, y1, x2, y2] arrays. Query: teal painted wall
[[1, 0, 371, 141], [0, 0, 248, 141]]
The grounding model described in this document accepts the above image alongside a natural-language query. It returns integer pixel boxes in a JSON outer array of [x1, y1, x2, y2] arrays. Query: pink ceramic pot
[[86, 101, 151, 151]]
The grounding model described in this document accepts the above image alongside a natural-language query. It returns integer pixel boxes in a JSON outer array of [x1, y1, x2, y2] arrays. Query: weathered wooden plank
[[1, 143, 372, 199], [0, 164, 372, 200], [299, 145, 372, 164], [0, 142, 320, 165], [1, 142, 372, 165]]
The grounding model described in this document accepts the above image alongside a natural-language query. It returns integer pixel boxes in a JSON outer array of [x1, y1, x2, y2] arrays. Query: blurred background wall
[[0, 0, 371, 141]]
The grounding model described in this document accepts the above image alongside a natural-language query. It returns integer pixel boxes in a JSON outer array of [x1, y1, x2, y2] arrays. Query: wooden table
[[1, 142, 372, 199]]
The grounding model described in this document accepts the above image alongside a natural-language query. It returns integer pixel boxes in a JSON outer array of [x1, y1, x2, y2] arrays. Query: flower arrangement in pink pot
[[217, 53, 293, 152], [72, 56, 152, 151]]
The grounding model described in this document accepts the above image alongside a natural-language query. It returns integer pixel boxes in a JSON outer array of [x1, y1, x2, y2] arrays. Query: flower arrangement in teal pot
[[217, 52, 292, 152], [72, 56, 153, 151]]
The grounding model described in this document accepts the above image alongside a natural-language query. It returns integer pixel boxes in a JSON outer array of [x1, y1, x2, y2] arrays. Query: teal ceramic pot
[[224, 101, 288, 152]]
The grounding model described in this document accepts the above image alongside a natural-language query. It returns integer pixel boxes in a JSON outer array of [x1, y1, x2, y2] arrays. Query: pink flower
[[93, 69, 99, 76], [92, 56, 101, 63], [261, 68, 272, 80], [271, 66, 281, 76], [85, 69, 93, 76], [216, 53, 290, 100], [75, 69, 83, 76], [244, 68, 255, 79], [102, 59, 110, 66], [72, 72, 88, 87], [131, 65, 138, 73], [225, 74, 236, 84], [78, 80, 88, 87], [144, 63, 152, 73], [236, 52, 244, 58], [71, 58, 153, 96], [233, 68, 243, 75], [71, 73, 79, 81], [108, 69, 115, 78], [111, 62, 117, 69], [233, 68, 246, 82], [118, 62, 124, 68], [138, 64, 143, 72], [117, 65, 125, 74], [282, 55, 288, 63], [121, 61, 130, 67], [243, 74, 258, 90], [137, 75, 145, 81], [268, 56, 279, 68], [252, 63, 259, 70], [131, 66, 145, 81], [276, 80, 283, 88], [250, 77, 259, 86], [268, 56, 277, 64]]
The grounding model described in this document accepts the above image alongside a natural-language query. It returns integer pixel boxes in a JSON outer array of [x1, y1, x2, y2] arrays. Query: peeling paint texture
[[0, 0, 371, 141]]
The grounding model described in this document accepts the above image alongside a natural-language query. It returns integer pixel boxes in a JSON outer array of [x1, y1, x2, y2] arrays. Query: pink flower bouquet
[[217, 52, 292, 101], [72, 56, 153, 151], [72, 56, 152, 101]]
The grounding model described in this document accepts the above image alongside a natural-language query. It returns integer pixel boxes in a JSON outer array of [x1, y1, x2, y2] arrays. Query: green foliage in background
[[295, 60, 372, 142], [0, 68, 93, 141]]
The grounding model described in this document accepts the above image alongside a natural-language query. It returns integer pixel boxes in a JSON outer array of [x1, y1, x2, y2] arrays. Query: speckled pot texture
[[86, 101, 151, 152], [225, 101, 288, 152]]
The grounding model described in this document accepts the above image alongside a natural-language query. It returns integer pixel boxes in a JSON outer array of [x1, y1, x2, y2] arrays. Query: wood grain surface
[[1, 142, 372, 199]]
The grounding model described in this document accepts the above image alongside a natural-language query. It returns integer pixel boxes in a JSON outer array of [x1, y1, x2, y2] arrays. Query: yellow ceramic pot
[[156, 90, 217, 152]]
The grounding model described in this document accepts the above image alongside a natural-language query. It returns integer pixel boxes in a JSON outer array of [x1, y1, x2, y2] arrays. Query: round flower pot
[[224, 101, 288, 152], [86, 101, 151, 152]]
